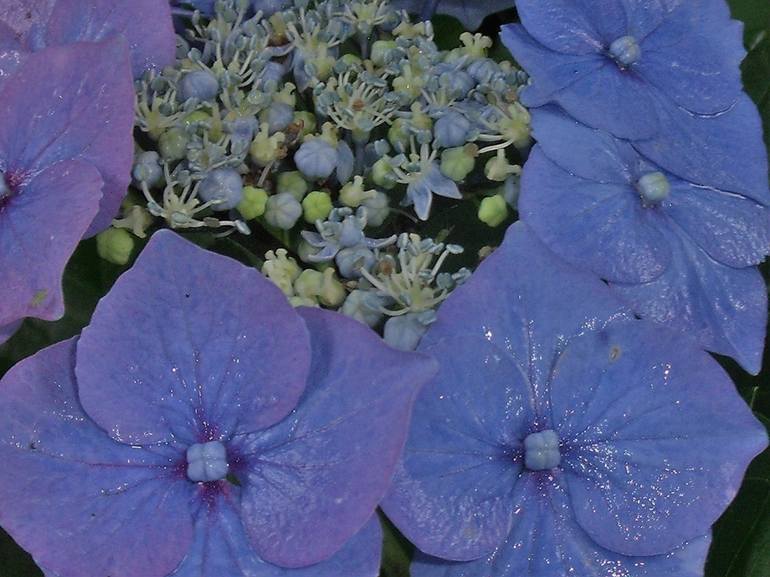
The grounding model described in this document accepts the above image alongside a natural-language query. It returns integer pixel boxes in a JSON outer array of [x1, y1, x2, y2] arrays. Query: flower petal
[[551, 322, 768, 555], [515, 0, 616, 54], [77, 230, 311, 445], [0, 40, 134, 234], [665, 180, 770, 267], [0, 338, 194, 577], [44, 0, 176, 78], [170, 494, 382, 577], [634, 94, 770, 205], [520, 148, 670, 284], [422, 223, 630, 409], [610, 230, 768, 374], [382, 336, 533, 561], [0, 160, 102, 327], [236, 307, 436, 568]]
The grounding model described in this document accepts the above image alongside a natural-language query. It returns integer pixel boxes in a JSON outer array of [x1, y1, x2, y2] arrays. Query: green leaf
[[729, 0, 770, 43], [379, 512, 413, 577], [0, 529, 42, 577]]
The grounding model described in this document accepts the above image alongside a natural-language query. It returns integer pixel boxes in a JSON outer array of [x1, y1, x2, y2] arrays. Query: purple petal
[[408, 179, 433, 221], [45, 0, 176, 78], [515, 0, 617, 54], [426, 164, 462, 199], [0, 160, 102, 327], [0, 338, 194, 577], [634, 94, 770, 205], [77, 230, 311, 445], [610, 230, 768, 374], [421, 222, 631, 422], [410, 480, 712, 577], [170, 494, 382, 577], [636, 2, 743, 115], [665, 180, 770, 267], [0, 0, 54, 40], [520, 148, 670, 284], [235, 307, 436, 568], [552, 322, 768, 555], [382, 336, 533, 561], [0, 40, 134, 234], [501, 25, 605, 108]]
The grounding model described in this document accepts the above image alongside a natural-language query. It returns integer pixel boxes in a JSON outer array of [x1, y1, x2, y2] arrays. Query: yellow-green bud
[[371, 40, 397, 67], [96, 228, 134, 266], [158, 128, 188, 161], [484, 150, 521, 182], [183, 110, 211, 127], [302, 190, 333, 223], [262, 248, 301, 297], [440, 144, 477, 182], [237, 186, 268, 220], [249, 126, 286, 166], [478, 194, 509, 227], [293, 111, 317, 137], [318, 268, 345, 307], [277, 171, 309, 200], [371, 158, 397, 189], [388, 118, 410, 150], [294, 269, 324, 299], [339, 176, 376, 208]]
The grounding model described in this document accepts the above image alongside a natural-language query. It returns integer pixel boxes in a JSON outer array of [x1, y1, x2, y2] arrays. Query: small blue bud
[[263, 101, 294, 134], [264, 192, 302, 230], [295, 139, 338, 180], [434, 111, 471, 148], [383, 312, 433, 351], [467, 58, 500, 84], [198, 167, 244, 211], [186, 441, 228, 483], [523, 429, 560, 471], [179, 69, 220, 102], [609, 35, 641, 67], [636, 171, 670, 205], [132, 151, 163, 187], [336, 246, 376, 279]]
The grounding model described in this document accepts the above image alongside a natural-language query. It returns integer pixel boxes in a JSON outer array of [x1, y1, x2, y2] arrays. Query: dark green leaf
[[379, 512, 413, 577]]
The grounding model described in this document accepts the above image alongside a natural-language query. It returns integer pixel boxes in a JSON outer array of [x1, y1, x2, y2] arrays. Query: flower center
[[523, 429, 561, 471], [609, 35, 641, 67], [636, 171, 671, 205], [186, 441, 229, 483]]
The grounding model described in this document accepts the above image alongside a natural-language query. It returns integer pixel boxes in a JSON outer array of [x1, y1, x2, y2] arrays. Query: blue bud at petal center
[[636, 171, 671, 205], [609, 35, 641, 67], [524, 429, 560, 471], [186, 441, 229, 483]]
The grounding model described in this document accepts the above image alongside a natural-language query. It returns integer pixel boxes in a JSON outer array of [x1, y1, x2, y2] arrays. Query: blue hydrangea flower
[[0, 230, 437, 577], [0, 40, 134, 343], [519, 106, 770, 374], [0, 0, 175, 78], [389, 0, 506, 30], [381, 223, 768, 577], [501, 0, 745, 140]]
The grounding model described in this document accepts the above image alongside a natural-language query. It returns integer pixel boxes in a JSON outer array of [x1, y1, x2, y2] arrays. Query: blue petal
[[520, 148, 670, 284], [382, 336, 533, 561], [170, 494, 382, 577], [426, 163, 462, 199], [235, 308, 436, 568], [388, 0, 505, 30], [407, 179, 434, 221], [551, 322, 768, 555], [610, 229, 768, 374], [665, 180, 770, 267], [421, 223, 631, 417], [0, 339, 194, 577], [634, 94, 770, 205], [76, 230, 312, 445]]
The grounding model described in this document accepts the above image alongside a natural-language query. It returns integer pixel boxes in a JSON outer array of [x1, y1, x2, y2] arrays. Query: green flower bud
[[249, 125, 286, 166], [262, 248, 301, 297], [302, 190, 333, 223], [478, 194, 509, 227], [318, 268, 345, 307], [96, 228, 134, 266], [440, 144, 477, 182], [484, 150, 521, 182], [158, 128, 188, 161], [294, 269, 324, 299], [237, 186, 268, 220], [371, 40, 398, 66], [293, 111, 317, 137], [339, 176, 376, 208], [371, 157, 397, 189], [387, 118, 410, 150], [277, 171, 309, 200], [183, 110, 211, 127], [289, 295, 319, 308]]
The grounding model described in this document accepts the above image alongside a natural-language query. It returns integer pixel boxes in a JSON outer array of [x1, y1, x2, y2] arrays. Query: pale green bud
[[478, 194, 509, 227], [484, 150, 521, 182], [237, 186, 268, 220], [440, 144, 477, 182], [318, 268, 345, 307], [294, 269, 324, 299], [96, 228, 134, 266], [262, 248, 301, 297], [339, 176, 376, 208], [158, 128, 188, 161], [277, 171, 309, 200], [293, 111, 317, 138], [302, 190, 333, 223], [371, 158, 397, 189], [371, 40, 398, 66]]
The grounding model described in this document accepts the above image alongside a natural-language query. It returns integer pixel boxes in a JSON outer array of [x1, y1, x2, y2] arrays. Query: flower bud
[[362, 191, 390, 227], [178, 69, 219, 102], [302, 190, 333, 223], [295, 138, 337, 180], [96, 228, 134, 266], [237, 186, 268, 220], [249, 126, 286, 166], [264, 192, 302, 230], [371, 40, 398, 66], [277, 171, 309, 200], [335, 246, 375, 279], [341, 290, 384, 327], [262, 248, 301, 296], [294, 269, 324, 300], [383, 312, 432, 351], [198, 167, 244, 211], [293, 111, 317, 137], [339, 176, 376, 208], [158, 128, 188, 161], [440, 145, 477, 182], [434, 111, 471, 148], [484, 150, 521, 182], [132, 151, 163, 187], [318, 268, 345, 307], [478, 194, 509, 227], [371, 158, 397, 189]]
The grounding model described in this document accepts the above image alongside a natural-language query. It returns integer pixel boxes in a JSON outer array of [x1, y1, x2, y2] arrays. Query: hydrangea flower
[[0, 0, 175, 78], [382, 223, 768, 577], [501, 0, 744, 140], [0, 40, 134, 343], [0, 230, 437, 577], [519, 106, 770, 374], [390, 0, 507, 30]]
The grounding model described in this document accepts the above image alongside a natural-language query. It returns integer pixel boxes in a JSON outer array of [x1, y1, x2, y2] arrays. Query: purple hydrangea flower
[[0, 0, 175, 78], [519, 106, 770, 374], [0, 230, 437, 577], [501, 0, 745, 140], [382, 223, 768, 577], [0, 40, 134, 343]]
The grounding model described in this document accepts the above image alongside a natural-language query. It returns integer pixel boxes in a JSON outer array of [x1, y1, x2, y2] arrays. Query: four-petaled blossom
[[382, 223, 768, 577], [519, 106, 770, 374], [0, 40, 134, 343], [0, 230, 437, 577]]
